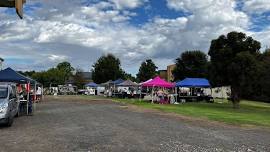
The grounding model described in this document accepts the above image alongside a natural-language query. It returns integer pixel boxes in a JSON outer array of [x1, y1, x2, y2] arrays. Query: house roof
[[79, 72, 92, 80]]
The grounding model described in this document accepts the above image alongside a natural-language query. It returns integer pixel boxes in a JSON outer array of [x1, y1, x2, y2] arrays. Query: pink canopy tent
[[142, 76, 174, 88], [139, 78, 152, 85]]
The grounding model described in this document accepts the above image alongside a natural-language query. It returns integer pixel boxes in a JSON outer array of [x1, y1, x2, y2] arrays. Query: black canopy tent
[[0, 67, 42, 115]]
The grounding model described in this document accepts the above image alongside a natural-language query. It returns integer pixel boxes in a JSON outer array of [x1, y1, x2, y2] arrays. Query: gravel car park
[[0, 96, 269, 152]]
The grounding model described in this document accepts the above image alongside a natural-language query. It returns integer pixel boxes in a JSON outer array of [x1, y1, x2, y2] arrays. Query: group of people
[[17, 84, 42, 115], [150, 88, 178, 104]]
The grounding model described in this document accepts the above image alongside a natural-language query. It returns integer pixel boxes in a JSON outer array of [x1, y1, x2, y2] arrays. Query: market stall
[[85, 82, 99, 95], [142, 76, 175, 103], [101, 80, 114, 96], [116, 80, 140, 98], [175, 78, 213, 102], [0, 67, 41, 115]]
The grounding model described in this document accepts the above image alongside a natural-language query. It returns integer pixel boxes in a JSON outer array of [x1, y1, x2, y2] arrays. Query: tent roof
[[175, 78, 210, 88], [140, 79, 152, 85], [117, 80, 139, 86], [142, 76, 174, 88], [101, 80, 113, 86], [0, 67, 33, 84], [85, 82, 98, 87], [113, 78, 125, 85]]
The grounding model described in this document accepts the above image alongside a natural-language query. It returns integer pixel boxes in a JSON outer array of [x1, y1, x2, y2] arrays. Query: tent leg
[[41, 85, 44, 101], [27, 84, 29, 115], [151, 87, 154, 104]]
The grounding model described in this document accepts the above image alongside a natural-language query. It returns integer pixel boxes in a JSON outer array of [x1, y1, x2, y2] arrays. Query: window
[[0, 87, 8, 99]]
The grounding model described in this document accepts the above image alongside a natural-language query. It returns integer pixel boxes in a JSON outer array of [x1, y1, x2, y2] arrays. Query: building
[[158, 70, 167, 80], [80, 72, 92, 83], [158, 64, 176, 82], [167, 64, 176, 82]]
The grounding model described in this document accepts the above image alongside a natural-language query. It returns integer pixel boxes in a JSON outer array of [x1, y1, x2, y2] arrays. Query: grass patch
[[112, 98, 270, 127]]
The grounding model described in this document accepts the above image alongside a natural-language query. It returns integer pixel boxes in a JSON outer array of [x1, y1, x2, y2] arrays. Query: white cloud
[[243, 0, 270, 14], [109, 0, 148, 10], [48, 54, 68, 61], [0, 0, 269, 74]]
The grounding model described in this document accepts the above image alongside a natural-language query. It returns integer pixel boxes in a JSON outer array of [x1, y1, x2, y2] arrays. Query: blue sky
[[0, 0, 270, 75]]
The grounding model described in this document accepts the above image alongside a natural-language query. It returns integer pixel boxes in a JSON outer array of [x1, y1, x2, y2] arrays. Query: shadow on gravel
[[0, 124, 9, 129]]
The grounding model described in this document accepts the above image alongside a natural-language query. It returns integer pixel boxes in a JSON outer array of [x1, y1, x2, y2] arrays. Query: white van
[[0, 83, 19, 127]]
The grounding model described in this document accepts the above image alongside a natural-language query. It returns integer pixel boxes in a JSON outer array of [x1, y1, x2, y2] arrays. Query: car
[[0, 83, 19, 127]]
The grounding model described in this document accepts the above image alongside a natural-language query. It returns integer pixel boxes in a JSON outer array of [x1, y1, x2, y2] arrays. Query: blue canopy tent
[[111, 79, 125, 96], [0, 67, 30, 84], [0, 67, 41, 115], [175, 78, 210, 88], [112, 78, 125, 85], [175, 78, 213, 103], [85, 82, 99, 88]]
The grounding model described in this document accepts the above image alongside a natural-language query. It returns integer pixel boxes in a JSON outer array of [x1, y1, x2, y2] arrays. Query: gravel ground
[[0, 96, 269, 152]]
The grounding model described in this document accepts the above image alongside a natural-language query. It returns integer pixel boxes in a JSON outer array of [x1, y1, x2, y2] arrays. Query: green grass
[[111, 98, 270, 127]]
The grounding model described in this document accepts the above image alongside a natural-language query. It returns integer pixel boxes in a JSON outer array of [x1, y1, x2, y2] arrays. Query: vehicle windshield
[[0, 87, 8, 99]]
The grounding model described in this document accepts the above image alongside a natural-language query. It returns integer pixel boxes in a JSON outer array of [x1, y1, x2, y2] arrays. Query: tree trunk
[[231, 87, 240, 109]]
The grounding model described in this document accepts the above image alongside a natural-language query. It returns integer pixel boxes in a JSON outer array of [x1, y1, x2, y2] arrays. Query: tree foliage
[[208, 31, 261, 108], [173, 50, 208, 81], [56, 61, 74, 82], [73, 68, 85, 89], [92, 54, 124, 84], [31, 62, 74, 87], [136, 59, 157, 82], [253, 50, 270, 102]]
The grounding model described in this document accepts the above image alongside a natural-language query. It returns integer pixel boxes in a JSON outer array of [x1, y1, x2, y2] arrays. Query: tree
[[173, 50, 208, 81], [255, 49, 270, 102], [31, 62, 74, 87], [229, 52, 261, 101], [92, 54, 124, 84], [56, 61, 74, 83], [73, 68, 85, 89], [123, 72, 137, 82], [18, 70, 36, 77], [208, 31, 261, 108], [137, 59, 157, 82], [32, 71, 49, 87]]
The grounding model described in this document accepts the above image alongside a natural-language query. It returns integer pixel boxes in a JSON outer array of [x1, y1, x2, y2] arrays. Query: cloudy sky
[[0, 0, 270, 75]]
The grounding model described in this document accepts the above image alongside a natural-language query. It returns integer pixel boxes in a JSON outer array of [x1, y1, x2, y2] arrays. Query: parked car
[[0, 83, 19, 127]]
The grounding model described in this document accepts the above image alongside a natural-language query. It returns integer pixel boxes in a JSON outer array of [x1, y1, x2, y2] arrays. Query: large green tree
[[92, 54, 124, 84], [56, 61, 74, 82], [32, 68, 66, 87], [255, 49, 270, 102], [173, 50, 208, 81], [137, 59, 157, 82], [208, 31, 261, 108], [31, 62, 74, 87]]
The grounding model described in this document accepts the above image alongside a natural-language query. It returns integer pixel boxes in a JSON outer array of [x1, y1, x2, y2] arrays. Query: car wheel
[[6, 117, 14, 127]]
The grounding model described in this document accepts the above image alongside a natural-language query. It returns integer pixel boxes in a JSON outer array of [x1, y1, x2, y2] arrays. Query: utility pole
[[0, 0, 26, 19], [0, 58, 4, 71]]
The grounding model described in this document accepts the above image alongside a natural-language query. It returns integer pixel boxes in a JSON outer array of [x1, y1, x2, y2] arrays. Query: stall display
[[175, 78, 213, 102], [0, 67, 42, 115], [142, 76, 175, 103]]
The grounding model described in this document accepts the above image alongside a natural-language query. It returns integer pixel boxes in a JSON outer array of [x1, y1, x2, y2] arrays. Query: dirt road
[[0, 96, 269, 152]]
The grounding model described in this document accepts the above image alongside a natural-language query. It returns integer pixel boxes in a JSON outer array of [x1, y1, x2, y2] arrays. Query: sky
[[0, 0, 270, 75]]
